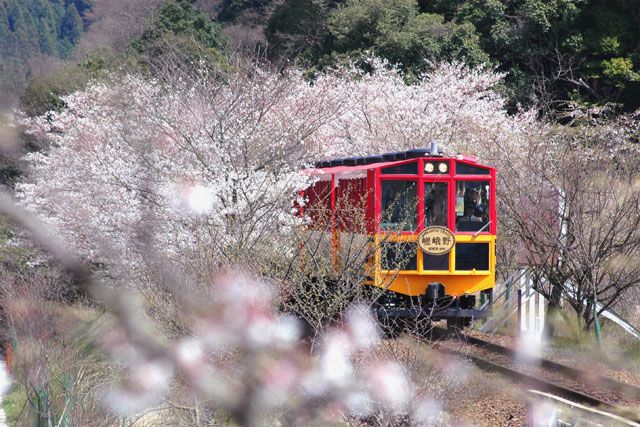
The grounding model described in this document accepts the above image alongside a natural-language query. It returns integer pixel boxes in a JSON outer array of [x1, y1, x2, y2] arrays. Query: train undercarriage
[[371, 284, 493, 333]]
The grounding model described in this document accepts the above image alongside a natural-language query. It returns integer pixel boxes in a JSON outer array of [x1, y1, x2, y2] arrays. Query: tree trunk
[[543, 279, 563, 338]]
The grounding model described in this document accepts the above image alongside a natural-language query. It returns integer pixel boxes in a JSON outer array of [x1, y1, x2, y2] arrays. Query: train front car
[[303, 145, 496, 331]]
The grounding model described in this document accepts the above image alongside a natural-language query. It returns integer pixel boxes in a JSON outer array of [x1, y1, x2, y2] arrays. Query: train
[[301, 142, 496, 331]]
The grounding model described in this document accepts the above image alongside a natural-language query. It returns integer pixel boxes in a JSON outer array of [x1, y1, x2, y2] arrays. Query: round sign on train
[[418, 226, 455, 255]]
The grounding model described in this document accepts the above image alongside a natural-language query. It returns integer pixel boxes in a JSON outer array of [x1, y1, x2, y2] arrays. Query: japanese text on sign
[[418, 226, 455, 255]]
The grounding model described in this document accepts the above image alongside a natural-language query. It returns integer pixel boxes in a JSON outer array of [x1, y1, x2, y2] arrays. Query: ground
[[443, 370, 527, 426]]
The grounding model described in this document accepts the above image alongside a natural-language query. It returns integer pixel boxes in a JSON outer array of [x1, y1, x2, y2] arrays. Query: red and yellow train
[[301, 143, 496, 330]]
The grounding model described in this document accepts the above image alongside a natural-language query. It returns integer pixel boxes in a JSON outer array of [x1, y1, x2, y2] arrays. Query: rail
[[460, 333, 640, 400], [527, 390, 640, 427], [428, 328, 640, 423]]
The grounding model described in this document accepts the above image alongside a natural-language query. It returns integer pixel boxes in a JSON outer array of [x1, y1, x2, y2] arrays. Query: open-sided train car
[[301, 143, 496, 330]]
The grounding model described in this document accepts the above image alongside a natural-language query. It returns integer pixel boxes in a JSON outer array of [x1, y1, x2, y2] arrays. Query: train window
[[457, 163, 490, 175], [424, 182, 448, 227], [381, 180, 417, 231], [382, 162, 418, 175], [455, 243, 489, 270], [455, 181, 490, 232], [423, 253, 449, 271], [381, 242, 417, 270]]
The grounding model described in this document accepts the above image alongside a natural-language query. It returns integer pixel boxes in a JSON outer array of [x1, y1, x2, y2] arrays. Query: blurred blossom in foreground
[[515, 331, 543, 365], [104, 357, 174, 415], [182, 184, 215, 215], [365, 360, 411, 409], [528, 400, 559, 426], [413, 399, 445, 425], [318, 330, 353, 388], [441, 358, 470, 387], [100, 273, 437, 423], [0, 361, 9, 398], [345, 304, 380, 349]]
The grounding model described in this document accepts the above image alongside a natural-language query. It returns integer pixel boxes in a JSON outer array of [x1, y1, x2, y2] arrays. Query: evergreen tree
[[61, 3, 84, 49], [0, 0, 90, 109], [324, 0, 489, 75], [132, 0, 225, 55], [266, 0, 327, 58]]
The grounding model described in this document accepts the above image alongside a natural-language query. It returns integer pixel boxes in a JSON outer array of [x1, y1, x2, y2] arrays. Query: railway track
[[427, 327, 640, 424]]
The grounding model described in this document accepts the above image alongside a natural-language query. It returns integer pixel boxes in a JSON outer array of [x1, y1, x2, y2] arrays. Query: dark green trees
[[132, 0, 225, 55], [460, 0, 640, 111], [0, 0, 89, 59], [3, 0, 639, 114], [326, 0, 488, 74], [259, 0, 640, 113], [61, 3, 84, 48], [266, 0, 327, 58], [0, 0, 91, 108]]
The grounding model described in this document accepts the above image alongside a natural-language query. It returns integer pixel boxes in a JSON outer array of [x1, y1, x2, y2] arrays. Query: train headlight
[[425, 162, 435, 173], [438, 162, 448, 173]]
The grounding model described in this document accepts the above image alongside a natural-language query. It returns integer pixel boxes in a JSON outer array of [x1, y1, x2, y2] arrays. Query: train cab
[[302, 144, 496, 328]]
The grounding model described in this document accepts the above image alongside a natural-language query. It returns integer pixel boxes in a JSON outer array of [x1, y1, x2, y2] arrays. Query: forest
[[0, 0, 640, 425], [1, 0, 640, 114]]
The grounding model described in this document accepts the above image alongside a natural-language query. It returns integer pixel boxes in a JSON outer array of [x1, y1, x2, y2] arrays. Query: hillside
[[3, 0, 640, 115], [0, 0, 91, 106], [234, 0, 640, 114]]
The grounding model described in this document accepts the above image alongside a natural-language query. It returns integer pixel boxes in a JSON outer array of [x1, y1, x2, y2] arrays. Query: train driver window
[[381, 180, 417, 231], [455, 181, 490, 232], [424, 182, 448, 227]]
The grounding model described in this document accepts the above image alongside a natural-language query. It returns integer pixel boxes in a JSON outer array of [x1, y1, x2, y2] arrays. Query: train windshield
[[455, 181, 490, 232], [380, 180, 417, 231], [424, 182, 448, 227], [456, 163, 490, 175]]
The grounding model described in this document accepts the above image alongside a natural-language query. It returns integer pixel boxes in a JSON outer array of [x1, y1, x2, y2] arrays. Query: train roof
[[308, 149, 493, 176]]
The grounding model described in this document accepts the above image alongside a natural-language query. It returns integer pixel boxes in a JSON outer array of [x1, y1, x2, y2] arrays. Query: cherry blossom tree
[[17, 66, 338, 281], [499, 121, 640, 331], [12, 58, 541, 341], [314, 59, 540, 162], [17, 59, 536, 277], [6, 58, 543, 423]]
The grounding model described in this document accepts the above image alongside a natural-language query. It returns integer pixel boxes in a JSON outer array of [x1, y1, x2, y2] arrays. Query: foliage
[[601, 57, 640, 89], [215, 0, 273, 24], [324, 0, 489, 75], [2, 383, 27, 425], [266, 0, 327, 59], [248, 0, 640, 113], [131, 0, 226, 58], [16, 0, 229, 117], [4, 0, 640, 114], [432, 0, 640, 112], [0, 0, 90, 59], [0, 0, 92, 108]]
